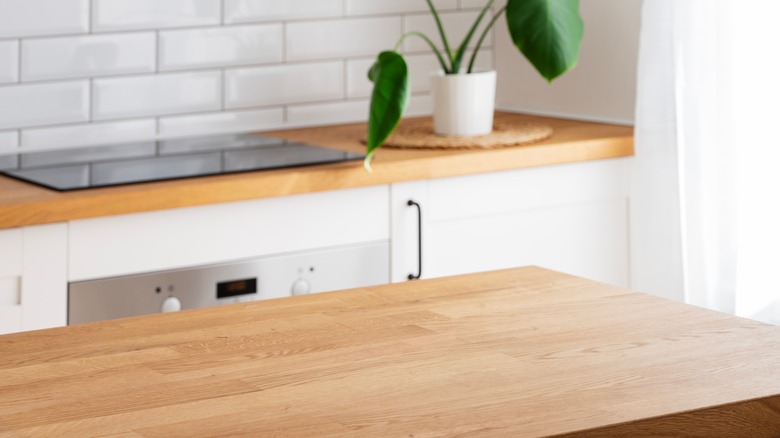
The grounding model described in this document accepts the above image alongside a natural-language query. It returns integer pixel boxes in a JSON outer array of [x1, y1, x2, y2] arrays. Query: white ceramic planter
[[431, 70, 496, 136]]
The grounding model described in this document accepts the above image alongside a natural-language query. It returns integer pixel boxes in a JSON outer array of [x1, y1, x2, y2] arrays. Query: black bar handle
[[407, 199, 422, 280]]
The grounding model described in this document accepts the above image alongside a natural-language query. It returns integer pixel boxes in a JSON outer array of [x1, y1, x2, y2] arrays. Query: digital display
[[217, 278, 257, 299]]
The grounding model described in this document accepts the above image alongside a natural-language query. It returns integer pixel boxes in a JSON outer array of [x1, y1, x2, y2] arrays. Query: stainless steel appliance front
[[68, 241, 389, 324]]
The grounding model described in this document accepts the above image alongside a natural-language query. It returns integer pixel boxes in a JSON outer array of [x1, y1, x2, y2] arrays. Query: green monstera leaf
[[506, 0, 584, 81], [365, 51, 410, 172]]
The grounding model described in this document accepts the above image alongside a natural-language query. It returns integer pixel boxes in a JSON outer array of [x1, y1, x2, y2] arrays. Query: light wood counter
[[2, 267, 780, 437], [0, 112, 632, 229]]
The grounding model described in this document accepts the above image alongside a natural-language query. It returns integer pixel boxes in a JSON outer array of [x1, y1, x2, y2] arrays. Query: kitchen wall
[[494, 0, 642, 124], [0, 0, 494, 155]]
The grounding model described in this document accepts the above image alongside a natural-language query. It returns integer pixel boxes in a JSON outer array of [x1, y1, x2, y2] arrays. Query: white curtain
[[632, 0, 780, 324]]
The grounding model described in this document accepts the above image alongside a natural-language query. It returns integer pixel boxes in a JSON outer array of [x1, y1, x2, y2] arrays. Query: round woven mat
[[382, 118, 553, 150]]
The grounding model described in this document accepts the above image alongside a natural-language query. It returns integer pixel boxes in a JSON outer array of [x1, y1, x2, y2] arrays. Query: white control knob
[[291, 278, 311, 296], [160, 296, 182, 313]]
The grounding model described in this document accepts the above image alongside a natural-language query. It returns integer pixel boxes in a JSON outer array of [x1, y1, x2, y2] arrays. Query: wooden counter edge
[[555, 394, 780, 437], [0, 113, 634, 229]]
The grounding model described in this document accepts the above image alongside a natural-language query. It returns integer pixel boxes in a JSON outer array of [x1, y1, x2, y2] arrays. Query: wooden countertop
[[2, 267, 780, 437], [0, 112, 633, 229]]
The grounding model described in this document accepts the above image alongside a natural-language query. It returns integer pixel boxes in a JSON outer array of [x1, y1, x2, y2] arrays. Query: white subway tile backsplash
[[287, 100, 369, 127], [404, 10, 492, 54], [93, 71, 221, 120], [0, 131, 18, 153], [286, 17, 401, 61], [0, 40, 18, 84], [21, 119, 156, 150], [159, 108, 284, 136], [93, 0, 220, 32], [346, 58, 374, 99], [22, 33, 156, 81], [0, 0, 460, 149], [0, 81, 89, 130], [225, 0, 343, 24], [225, 62, 343, 109], [160, 24, 283, 71], [0, 0, 88, 38], [346, 0, 458, 16]]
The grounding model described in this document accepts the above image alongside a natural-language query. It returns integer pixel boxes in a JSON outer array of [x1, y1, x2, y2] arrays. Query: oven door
[[68, 241, 389, 324]]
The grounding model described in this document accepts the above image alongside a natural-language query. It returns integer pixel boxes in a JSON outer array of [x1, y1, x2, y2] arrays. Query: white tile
[[225, 62, 343, 109], [160, 24, 282, 71], [21, 119, 156, 150], [22, 33, 156, 82], [93, 0, 220, 32], [404, 10, 493, 54], [225, 0, 343, 23], [347, 0, 458, 16], [159, 108, 285, 136], [346, 58, 374, 99], [0, 81, 89, 130], [287, 17, 401, 61], [0, 0, 88, 38], [0, 131, 18, 153], [93, 71, 221, 120], [287, 100, 368, 127], [0, 40, 18, 84]]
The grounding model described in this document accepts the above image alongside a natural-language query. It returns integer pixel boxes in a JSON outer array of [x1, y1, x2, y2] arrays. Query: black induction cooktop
[[0, 133, 363, 191]]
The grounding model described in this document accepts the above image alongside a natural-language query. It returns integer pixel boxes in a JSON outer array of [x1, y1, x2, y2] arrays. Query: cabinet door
[[0, 224, 68, 334], [392, 159, 630, 287], [0, 228, 22, 334]]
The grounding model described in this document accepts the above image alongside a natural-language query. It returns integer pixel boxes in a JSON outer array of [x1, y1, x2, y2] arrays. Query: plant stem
[[425, 0, 454, 67], [467, 5, 507, 74], [451, 0, 496, 73], [393, 31, 450, 73]]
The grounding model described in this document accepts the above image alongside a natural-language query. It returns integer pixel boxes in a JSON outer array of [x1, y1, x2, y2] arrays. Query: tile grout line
[[16, 39, 21, 84]]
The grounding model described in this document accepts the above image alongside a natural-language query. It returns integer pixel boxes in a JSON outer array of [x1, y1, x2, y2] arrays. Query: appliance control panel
[[68, 241, 389, 325]]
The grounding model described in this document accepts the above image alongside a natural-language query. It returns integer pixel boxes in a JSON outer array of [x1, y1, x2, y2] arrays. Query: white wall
[[494, 0, 642, 125], [0, 0, 494, 155]]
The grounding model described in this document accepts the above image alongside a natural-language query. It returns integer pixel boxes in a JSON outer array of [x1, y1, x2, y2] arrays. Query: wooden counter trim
[[0, 113, 633, 229], [555, 395, 780, 437], [1, 267, 779, 437]]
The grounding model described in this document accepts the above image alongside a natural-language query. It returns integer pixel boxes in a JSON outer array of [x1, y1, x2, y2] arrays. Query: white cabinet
[[391, 158, 631, 287], [69, 185, 390, 282], [0, 160, 631, 334], [0, 228, 22, 334], [1, 186, 389, 334], [0, 224, 67, 334]]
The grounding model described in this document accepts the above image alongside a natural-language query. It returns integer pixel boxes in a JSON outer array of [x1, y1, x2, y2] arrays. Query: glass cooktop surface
[[0, 133, 362, 191]]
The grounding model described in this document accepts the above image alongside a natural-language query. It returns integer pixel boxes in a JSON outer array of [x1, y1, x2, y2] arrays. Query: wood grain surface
[[1, 267, 780, 437], [0, 113, 633, 229]]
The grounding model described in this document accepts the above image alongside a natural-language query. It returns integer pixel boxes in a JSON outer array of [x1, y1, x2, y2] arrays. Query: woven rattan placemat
[[382, 118, 553, 150]]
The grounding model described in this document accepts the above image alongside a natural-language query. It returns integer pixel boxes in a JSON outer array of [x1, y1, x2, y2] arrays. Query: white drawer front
[[69, 185, 390, 281]]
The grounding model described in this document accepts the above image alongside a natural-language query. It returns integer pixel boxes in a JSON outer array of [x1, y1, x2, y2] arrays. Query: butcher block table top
[[0, 112, 632, 229], [3, 267, 780, 437]]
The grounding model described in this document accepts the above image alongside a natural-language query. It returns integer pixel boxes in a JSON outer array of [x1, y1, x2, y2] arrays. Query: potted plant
[[364, 0, 584, 171]]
